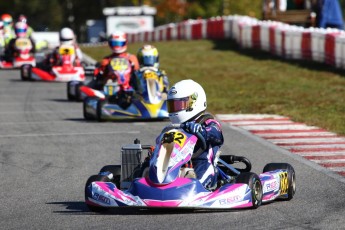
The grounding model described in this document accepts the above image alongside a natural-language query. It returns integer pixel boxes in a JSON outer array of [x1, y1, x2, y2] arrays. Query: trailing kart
[[79, 57, 168, 121], [20, 44, 85, 82], [0, 37, 36, 69], [85, 125, 296, 211]]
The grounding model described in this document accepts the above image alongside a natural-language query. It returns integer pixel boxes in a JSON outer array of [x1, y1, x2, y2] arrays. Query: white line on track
[[0, 131, 140, 138], [0, 110, 81, 114]]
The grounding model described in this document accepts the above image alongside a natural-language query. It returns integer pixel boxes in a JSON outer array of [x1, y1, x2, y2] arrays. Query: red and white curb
[[216, 114, 345, 177]]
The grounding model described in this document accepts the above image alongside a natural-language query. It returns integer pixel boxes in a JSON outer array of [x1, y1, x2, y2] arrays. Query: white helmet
[[59, 27, 75, 45], [167, 79, 207, 124], [108, 31, 127, 54]]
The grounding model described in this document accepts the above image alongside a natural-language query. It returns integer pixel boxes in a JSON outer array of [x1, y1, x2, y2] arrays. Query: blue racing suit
[[157, 113, 223, 190], [188, 114, 224, 189]]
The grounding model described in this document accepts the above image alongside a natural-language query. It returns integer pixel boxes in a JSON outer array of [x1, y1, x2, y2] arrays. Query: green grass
[[81, 40, 345, 135]]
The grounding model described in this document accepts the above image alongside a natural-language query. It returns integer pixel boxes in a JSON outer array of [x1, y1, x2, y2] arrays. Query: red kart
[[20, 44, 85, 82]]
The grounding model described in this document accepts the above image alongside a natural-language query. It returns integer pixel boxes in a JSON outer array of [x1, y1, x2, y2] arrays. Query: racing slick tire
[[99, 165, 121, 188], [263, 163, 296, 201], [67, 81, 84, 101], [20, 64, 32, 81], [83, 97, 96, 121], [235, 172, 263, 209], [84, 175, 111, 212], [96, 99, 106, 122]]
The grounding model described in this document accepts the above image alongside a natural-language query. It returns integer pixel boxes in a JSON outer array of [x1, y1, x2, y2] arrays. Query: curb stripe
[[217, 114, 345, 178]]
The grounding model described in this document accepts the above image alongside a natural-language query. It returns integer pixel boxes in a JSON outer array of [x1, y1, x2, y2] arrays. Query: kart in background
[[20, 44, 85, 82], [0, 37, 36, 69], [67, 56, 168, 121], [85, 125, 296, 211]]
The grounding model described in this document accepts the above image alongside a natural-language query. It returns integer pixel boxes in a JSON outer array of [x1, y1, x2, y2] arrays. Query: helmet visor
[[167, 96, 190, 113], [109, 40, 126, 48], [142, 56, 156, 66], [15, 28, 26, 34]]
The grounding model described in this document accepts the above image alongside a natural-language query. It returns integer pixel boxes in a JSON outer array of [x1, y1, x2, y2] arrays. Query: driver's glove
[[182, 121, 207, 139]]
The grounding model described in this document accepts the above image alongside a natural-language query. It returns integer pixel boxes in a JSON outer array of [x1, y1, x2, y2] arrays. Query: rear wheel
[[99, 165, 121, 188], [67, 81, 75, 100], [20, 64, 32, 81], [74, 81, 84, 101], [235, 172, 263, 208], [84, 175, 110, 212], [263, 163, 296, 200]]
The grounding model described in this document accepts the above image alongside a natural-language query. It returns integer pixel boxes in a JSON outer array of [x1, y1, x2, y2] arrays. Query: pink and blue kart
[[85, 126, 296, 211]]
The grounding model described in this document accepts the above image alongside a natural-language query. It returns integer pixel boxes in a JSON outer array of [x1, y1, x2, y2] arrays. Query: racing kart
[[76, 57, 168, 121], [20, 44, 85, 82], [85, 125, 296, 211], [0, 37, 36, 69]]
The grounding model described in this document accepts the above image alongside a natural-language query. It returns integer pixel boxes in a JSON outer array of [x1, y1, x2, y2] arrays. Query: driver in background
[[133, 44, 169, 95], [93, 31, 139, 89], [158, 79, 224, 190], [43, 27, 83, 71], [5, 21, 35, 62]]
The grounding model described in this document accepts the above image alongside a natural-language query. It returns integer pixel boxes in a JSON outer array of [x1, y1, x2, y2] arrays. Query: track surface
[[0, 70, 344, 229]]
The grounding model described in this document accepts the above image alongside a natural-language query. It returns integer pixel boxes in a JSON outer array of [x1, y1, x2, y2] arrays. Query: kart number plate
[[15, 38, 31, 49], [110, 58, 130, 71], [143, 71, 158, 80], [164, 131, 186, 147], [279, 171, 289, 195], [59, 45, 75, 55]]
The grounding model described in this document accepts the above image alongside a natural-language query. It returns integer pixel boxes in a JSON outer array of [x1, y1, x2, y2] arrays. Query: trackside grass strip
[[81, 39, 345, 135]]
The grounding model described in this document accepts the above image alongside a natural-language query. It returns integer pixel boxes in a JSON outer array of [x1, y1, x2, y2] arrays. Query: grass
[[81, 39, 345, 135]]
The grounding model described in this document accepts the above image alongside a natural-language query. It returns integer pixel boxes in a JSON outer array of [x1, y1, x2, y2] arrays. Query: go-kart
[[73, 57, 168, 121], [20, 44, 85, 82], [85, 124, 296, 211], [0, 37, 36, 69]]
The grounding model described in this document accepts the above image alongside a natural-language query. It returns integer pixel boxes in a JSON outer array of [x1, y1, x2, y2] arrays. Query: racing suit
[[93, 52, 139, 89], [90, 52, 139, 108], [43, 43, 83, 71], [158, 114, 224, 190], [4, 36, 36, 62]]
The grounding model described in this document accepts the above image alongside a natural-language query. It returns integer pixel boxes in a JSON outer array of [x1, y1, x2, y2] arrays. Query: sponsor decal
[[219, 195, 241, 205], [93, 193, 111, 205], [263, 179, 278, 193]]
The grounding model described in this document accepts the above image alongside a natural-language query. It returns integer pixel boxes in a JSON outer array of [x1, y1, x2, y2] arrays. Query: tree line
[[0, 0, 343, 42]]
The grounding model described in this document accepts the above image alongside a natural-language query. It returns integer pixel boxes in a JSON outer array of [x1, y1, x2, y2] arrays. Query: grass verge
[[81, 39, 345, 135]]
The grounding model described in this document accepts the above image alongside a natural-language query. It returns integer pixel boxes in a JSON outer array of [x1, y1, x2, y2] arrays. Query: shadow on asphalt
[[211, 39, 345, 77], [47, 201, 251, 215]]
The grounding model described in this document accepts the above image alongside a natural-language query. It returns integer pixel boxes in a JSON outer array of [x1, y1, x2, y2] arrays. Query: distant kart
[[20, 44, 85, 82], [68, 57, 168, 121], [0, 37, 36, 69], [85, 125, 296, 211]]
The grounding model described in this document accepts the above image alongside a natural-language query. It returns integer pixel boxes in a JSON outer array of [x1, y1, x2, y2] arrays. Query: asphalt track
[[0, 69, 344, 230]]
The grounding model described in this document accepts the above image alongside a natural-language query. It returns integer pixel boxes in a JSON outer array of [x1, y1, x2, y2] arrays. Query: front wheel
[[99, 165, 121, 188], [96, 99, 106, 122], [83, 97, 97, 120], [235, 172, 263, 209], [84, 175, 110, 212], [263, 163, 296, 200]]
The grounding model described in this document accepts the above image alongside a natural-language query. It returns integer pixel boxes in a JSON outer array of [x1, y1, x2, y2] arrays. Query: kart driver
[[17, 14, 34, 39], [4, 21, 35, 62], [91, 31, 139, 108], [134, 44, 169, 95], [1, 14, 15, 46], [160, 79, 224, 190], [94, 31, 139, 88], [43, 27, 83, 71]]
